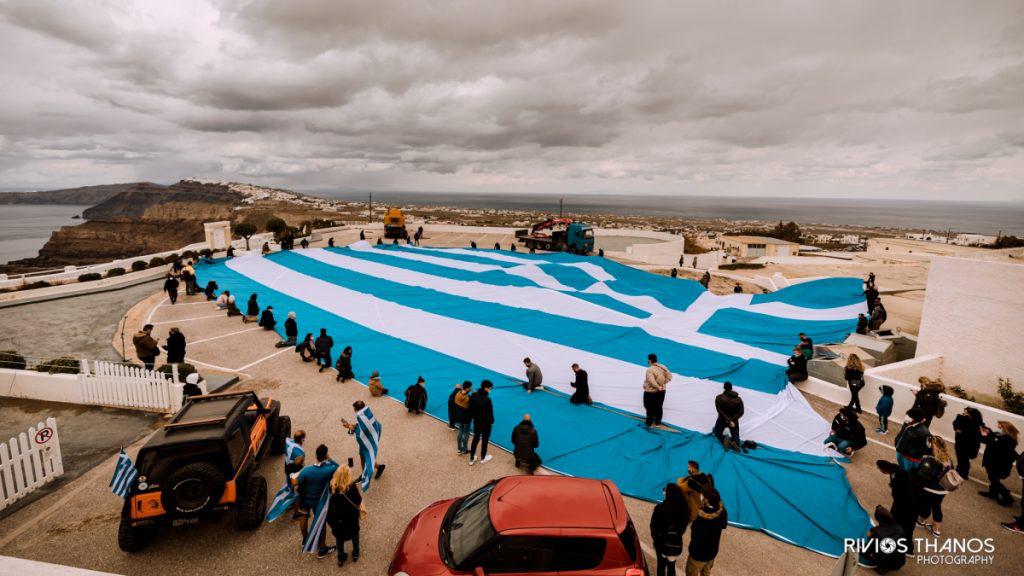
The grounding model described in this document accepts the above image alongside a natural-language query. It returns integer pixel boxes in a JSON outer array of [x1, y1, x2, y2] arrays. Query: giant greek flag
[[197, 242, 872, 556]]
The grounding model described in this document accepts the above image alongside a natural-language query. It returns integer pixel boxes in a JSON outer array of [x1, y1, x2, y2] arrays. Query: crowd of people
[[149, 262, 1023, 576]]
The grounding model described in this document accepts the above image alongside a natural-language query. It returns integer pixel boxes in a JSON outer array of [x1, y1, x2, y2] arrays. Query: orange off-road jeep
[[118, 391, 291, 551]]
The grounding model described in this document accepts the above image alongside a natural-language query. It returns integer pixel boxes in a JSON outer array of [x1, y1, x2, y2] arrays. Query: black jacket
[[163, 332, 186, 364], [913, 389, 944, 421], [315, 335, 334, 354], [844, 367, 864, 386], [570, 369, 590, 404], [786, 354, 808, 375], [326, 484, 361, 541], [259, 309, 276, 329], [469, 390, 494, 428], [895, 421, 929, 459], [714, 390, 744, 422], [650, 501, 689, 554], [888, 468, 918, 526], [688, 504, 727, 562], [981, 433, 1018, 478], [511, 420, 540, 465], [404, 383, 427, 412], [868, 524, 907, 571], [163, 277, 179, 293], [336, 353, 354, 380], [831, 413, 867, 450], [284, 317, 298, 339], [246, 298, 259, 317], [952, 413, 983, 458]]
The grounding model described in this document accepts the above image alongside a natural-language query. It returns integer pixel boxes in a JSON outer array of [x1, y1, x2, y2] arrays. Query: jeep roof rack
[[163, 416, 228, 430]]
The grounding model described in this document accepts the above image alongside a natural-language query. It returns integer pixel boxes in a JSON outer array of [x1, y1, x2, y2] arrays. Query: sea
[[325, 192, 1024, 236], [0, 204, 90, 264], [2, 196, 1023, 265]]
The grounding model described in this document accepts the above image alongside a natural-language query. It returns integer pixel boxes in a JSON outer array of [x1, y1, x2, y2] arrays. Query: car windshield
[[448, 483, 497, 567]]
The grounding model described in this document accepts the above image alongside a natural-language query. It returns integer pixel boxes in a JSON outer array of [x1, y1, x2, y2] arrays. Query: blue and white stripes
[[109, 449, 138, 499], [355, 407, 381, 492]]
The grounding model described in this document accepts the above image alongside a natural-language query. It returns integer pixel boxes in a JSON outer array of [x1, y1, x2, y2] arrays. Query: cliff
[[2, 181, 244, 271], [0, 183, 155, 205]]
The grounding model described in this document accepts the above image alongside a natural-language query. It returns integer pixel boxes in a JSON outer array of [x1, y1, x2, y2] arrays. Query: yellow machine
[[383, 207, 408, 239]]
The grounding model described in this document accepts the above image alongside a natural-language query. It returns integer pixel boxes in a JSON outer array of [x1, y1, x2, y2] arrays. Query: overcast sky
[[1, 0, 1022, 200]]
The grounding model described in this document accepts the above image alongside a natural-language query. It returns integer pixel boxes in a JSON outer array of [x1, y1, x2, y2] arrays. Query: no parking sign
[[34, 426, 54, 445]]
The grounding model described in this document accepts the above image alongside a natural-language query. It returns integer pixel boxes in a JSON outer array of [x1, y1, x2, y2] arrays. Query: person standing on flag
[[469, 380, 495, 465], [293, 444, 339, 558], [342, 401, 386, 490]]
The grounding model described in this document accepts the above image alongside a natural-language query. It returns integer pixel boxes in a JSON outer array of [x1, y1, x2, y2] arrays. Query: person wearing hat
[[276, 311, 298, 348], [183, 372, 205, 398]]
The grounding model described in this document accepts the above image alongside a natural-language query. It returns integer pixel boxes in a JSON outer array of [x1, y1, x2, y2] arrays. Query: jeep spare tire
[[270, 415, 291, 455], [162, 462, 226, 515]]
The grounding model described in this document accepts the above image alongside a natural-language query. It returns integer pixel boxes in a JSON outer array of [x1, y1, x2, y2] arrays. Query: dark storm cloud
[[0, 0, 1021, 200]]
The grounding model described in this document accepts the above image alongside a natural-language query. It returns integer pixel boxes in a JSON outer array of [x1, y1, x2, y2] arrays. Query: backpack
[[916, 456, 943, 485], [939, 467, 964, 491], [661, 523, 684, 557], [455, 391, 471, 410]]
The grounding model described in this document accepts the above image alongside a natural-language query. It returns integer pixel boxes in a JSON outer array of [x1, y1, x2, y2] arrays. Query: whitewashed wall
[[916, 257, 1024, 398]]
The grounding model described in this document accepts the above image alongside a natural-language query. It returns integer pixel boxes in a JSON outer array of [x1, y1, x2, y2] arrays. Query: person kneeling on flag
[[293, 444, 339, 558]]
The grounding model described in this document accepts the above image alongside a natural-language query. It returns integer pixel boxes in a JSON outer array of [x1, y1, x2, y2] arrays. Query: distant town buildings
[[718, 235, 798, 258]]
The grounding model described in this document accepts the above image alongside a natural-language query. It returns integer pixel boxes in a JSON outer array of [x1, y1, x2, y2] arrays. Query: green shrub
[[22, 281, 51, 290], [199, 248, 213, 257], [0, 350, 27, 370], [35, 357, 80, 374], [156, 362, 198, 380], [165, 253, 179, 262], [181, 250, 197, 260], [998, 378, 1024, 415], [949, 385, 976, 402], [106, 267, 126, 278], [130, 260, 148, 272], [78, 272, 102, 282], [148, 256, 166, 267]]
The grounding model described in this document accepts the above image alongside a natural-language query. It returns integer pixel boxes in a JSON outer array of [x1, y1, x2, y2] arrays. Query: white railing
[[79, 360, 184, 413], [0, 417, 63, 512]]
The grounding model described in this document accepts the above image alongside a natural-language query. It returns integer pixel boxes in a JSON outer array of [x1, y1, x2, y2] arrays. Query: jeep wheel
[[236, 475, 268, 530], [118, 507, 153, 552], [270, 415, 291, 455], [162, 462, 226, 516]]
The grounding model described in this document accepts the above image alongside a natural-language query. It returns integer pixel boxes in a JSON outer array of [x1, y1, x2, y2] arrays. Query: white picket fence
[[79, 360, 184, 413], [0, 418, 64, 512]]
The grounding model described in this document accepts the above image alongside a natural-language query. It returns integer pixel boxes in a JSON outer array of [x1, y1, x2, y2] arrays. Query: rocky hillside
[[0, 183, 154, 205], [3, 181, 244, 271]]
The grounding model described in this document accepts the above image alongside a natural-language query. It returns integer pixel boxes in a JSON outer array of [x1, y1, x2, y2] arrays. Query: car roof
[[488, 476, 626, 532], [141, 392, 256, 448]]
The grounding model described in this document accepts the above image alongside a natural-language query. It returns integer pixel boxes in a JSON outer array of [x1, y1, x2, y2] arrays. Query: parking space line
[[144, 297, 169, 324], [151, 314, 224, 325], [187, 327, 262, 346], [234, 348, 293, 371]]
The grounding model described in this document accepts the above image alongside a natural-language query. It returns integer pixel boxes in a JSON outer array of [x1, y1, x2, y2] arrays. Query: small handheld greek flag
[[355, 406, 382, 492], [109, 449, 138, 498]]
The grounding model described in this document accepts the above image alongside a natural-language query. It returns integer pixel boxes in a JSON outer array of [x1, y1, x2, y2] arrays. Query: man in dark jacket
[[825, 407, 867, 455], [877, 459, 918, 554], [162, 327, 186, 364], [686, 488, 727, 576], [468, 380, 495, 465], [859, 505, 907, 572], [132, 324, 160, 370], [953, 407, 984, 478], [315, 328, 334, 373], [162, 274, 179, 305], [713, 382, 744, 452], [258, 306, 276, 331], [511, 414, 541, 474], [404, 376, 428, 415], [894, 408, 930, 471], [855, 313, 869, 335], [569, 363, 590, 404]]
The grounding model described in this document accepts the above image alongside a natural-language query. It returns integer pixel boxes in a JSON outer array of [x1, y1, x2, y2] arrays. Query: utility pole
[[368, 192, 372, 223], [559, 198, 564, 218]]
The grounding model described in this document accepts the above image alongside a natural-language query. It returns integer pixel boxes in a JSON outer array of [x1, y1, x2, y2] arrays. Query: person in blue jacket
[[876, 385, 895, 434]]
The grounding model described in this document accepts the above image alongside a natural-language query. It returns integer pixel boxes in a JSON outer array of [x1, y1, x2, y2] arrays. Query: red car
[[389, 476, 648, 576]]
